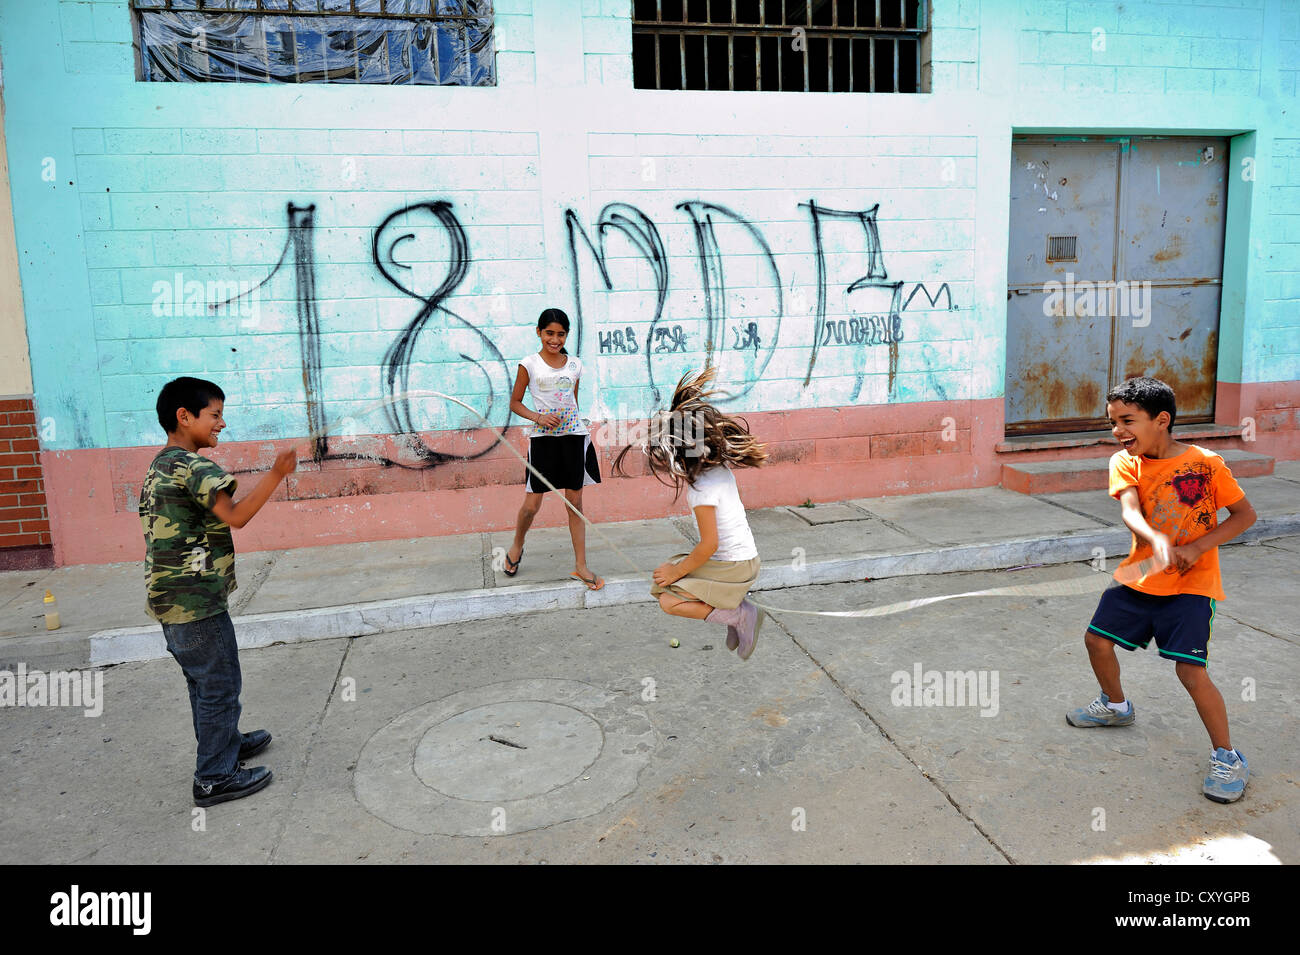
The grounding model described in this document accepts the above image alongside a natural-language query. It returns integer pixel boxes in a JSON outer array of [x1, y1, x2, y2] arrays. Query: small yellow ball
[[669, 638, 680, 648]]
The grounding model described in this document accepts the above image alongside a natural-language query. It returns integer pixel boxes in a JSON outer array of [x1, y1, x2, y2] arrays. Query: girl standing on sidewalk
[[503, 308, 604, 590], [616, 368, 767, 659]]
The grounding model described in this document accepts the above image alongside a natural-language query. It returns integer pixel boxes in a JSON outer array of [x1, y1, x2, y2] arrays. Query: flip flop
[[503, 548, 522, 577], [570, 570, 605, 591]]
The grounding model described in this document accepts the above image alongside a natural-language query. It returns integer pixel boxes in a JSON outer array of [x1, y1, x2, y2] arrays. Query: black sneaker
[[193, 766, 273, 807], [238, 729, 272, 761]]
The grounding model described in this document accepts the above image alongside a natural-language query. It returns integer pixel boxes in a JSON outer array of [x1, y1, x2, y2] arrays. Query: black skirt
[[525, 434, 601, 492]]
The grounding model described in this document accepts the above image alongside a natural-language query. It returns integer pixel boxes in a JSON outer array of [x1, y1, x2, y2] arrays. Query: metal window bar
[[631, 3, 925, 92], [655, 0, 665, 89], [868, 32, 873, 91], [802, 1, 810, 91]]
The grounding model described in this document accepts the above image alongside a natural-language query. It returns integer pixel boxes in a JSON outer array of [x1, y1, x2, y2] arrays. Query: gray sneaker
[[736, 600, 764, 661], [1203, 748, 1248, 803], [1066, 692, 1135, 727]]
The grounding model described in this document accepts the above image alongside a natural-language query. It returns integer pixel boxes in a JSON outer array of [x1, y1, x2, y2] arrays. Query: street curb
[[43, 513, 1300, 669]]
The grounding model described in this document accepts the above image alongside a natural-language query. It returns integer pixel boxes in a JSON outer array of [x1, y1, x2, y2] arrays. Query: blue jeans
[[161, 610, 242, 784]]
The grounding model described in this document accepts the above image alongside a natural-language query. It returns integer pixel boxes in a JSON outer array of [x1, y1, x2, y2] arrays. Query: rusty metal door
[[1005, 136, 1228, 433]]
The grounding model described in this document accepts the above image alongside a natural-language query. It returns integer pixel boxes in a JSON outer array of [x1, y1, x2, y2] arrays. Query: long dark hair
[[537, 307, 569, 356], [614, 367, 767, 499]]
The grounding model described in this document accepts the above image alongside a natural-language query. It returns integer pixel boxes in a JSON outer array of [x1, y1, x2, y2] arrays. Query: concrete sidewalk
[[3, 463, 1298, 671]]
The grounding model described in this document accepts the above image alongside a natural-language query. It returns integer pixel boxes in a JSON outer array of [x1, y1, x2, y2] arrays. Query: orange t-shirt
[[1108, 444, 1245, 600]]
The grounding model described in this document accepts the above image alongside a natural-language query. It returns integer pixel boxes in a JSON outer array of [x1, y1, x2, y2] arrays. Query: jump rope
[[296, 390, 1164, 623]]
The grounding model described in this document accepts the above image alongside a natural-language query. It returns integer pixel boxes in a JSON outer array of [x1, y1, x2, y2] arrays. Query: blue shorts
[[1087, 585, 1216, 667]]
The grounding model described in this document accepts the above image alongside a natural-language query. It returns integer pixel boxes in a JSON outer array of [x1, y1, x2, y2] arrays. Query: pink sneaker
[[735, 600, 763, 661], [726, 626, 739, 652]]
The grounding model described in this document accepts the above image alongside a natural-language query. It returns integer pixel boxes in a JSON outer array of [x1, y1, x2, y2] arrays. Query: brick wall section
[[1017, 0, 1265, 95], [0, 398, 51, 548]]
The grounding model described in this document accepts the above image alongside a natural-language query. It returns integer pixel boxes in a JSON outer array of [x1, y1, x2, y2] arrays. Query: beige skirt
[[649, 553, 761, 610]]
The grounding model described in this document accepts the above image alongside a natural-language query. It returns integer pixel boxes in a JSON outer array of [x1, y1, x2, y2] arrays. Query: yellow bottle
[[44, 590, 61, 631]]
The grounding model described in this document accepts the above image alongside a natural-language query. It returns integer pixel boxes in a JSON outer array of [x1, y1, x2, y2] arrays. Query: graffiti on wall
[[223, 196, 959, 470]]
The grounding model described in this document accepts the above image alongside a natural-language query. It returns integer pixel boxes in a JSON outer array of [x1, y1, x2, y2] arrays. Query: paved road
[[2, 538, 1295, 864]]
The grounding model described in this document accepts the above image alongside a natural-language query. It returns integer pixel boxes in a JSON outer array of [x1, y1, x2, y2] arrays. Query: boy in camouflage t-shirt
[[141, 448, 239, 624], [142, 377, 296, 807]]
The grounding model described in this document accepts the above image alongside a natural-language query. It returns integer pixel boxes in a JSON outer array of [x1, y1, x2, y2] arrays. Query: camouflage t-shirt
[[139, 447, 239, 624]]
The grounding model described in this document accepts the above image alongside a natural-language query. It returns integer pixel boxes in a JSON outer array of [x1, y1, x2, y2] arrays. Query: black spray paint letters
[[599, 324, 691, 354], [212, 197, 958, 480], [820, 313, 904, 347], [566, 201, 782, 403], [223, 201, 511, 470]]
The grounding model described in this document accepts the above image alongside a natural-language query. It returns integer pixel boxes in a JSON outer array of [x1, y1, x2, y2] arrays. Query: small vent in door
[[1046, 235, 1078, 262]]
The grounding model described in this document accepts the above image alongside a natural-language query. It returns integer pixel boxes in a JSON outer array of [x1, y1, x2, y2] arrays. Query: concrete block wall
[[1263, 136, 1300, 385], [932, 0, 982, 89], [75, 123, 546, 447], [1017, 0, 1265, 95], [1, 0, 1297, 564]]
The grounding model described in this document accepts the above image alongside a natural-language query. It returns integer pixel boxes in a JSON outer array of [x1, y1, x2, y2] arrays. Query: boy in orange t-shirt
[[1066, 377, 1257, 803]]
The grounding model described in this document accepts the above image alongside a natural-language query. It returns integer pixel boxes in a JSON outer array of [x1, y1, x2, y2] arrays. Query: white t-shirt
[[519, 352, 587, 437], [686, 466, 758, 562]]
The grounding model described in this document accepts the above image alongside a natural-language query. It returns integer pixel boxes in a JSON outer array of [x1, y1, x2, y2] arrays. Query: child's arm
[[653, 505, 719, 586], [1116, 485, 1175, 568], [1170, 495, 1256, 573], [210, 448, 297, 529], [510, 364, 559, 429]]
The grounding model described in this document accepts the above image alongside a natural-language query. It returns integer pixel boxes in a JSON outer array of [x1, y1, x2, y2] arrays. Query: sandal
[[570, 570, 605, 591], [503, 548, 522, 577]]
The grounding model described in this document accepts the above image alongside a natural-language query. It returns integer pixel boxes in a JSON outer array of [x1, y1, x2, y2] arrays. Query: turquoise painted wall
[[1, 0, 1295, 453]]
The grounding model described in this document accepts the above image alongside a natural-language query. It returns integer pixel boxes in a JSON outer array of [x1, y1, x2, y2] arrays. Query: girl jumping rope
[[616, 368, 767, 659], [503, 308, 604, 591]]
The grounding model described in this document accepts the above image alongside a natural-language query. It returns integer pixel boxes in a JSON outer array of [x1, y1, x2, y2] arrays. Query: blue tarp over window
[[134, 2, 495, 85]]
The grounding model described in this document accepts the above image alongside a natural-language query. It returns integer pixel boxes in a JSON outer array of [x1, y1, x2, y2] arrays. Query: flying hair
[[614, 367, 767, 499]]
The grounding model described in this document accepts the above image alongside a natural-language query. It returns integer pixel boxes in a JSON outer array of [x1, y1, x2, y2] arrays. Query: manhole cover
[[354, 679, 655, 836], [413, 701, 603, 801]]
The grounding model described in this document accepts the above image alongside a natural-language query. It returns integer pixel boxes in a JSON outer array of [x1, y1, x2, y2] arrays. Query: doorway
[[1005, 136, 1228, 434]]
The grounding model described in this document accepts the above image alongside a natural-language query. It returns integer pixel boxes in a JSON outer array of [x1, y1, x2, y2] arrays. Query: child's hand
[[1149, 532, 1174, 571], [1170, 541, 1203, 574], [272, 447, 298, 478], [536, 412, 562, 430], [653, 562, 679, 586]]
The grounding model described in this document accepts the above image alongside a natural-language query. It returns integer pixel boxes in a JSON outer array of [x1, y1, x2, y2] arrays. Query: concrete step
[[1001, 449, 1275, 495], [995, 423, 1246, 454]]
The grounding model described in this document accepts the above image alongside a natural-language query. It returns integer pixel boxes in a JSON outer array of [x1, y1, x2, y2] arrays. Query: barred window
[[632, 0, 928, 92], [131, 0, 495, 85]]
